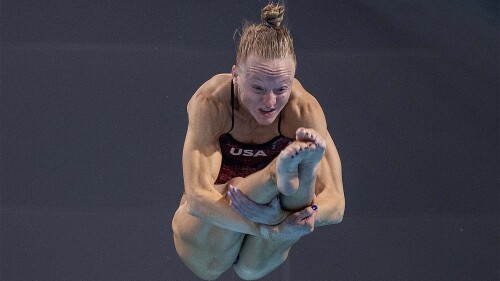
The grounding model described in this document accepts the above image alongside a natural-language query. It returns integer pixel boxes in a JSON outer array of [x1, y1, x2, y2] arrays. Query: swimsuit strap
[[229, 80, 235, 133], [278, 111, 284, 136]]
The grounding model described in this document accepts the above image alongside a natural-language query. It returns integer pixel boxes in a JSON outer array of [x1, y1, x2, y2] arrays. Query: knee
[[190, 268, 224, 281], [233, 264, 263, 280], [178, 254, 228, 281], [233, 249, 291, 280], [233, 261, 274, 281]]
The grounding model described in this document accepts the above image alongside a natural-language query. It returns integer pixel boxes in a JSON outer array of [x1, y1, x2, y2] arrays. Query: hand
[[268, 195, 318, 241], [228, 185, 289, 225]]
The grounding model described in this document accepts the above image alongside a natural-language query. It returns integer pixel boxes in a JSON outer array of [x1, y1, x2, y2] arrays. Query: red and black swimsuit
[[215, 82, 294, 184]]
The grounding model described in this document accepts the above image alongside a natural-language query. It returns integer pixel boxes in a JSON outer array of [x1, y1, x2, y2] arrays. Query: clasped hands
[[227, 184, 318, 241]]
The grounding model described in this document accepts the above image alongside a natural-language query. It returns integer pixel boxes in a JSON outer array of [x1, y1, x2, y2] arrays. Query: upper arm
[[316, 131, 344, 207], [286, 80, 345, 218], [307, 101, 344, 203], [182, 80, 230, 214], [182, 124, 221, 200]]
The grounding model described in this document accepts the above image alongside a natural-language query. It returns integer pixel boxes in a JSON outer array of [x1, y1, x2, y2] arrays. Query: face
[[232, 55, 296, 126]]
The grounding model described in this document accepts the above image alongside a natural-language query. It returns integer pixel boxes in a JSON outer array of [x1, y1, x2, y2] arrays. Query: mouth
[[258, 108, 276, 116]]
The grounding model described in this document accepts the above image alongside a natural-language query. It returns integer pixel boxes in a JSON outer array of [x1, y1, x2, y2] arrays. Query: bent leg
[[230, 129, 325, 279], [173, 128, 325, 279], [172, 184, 244, 280], [172, 138, 319, 281]]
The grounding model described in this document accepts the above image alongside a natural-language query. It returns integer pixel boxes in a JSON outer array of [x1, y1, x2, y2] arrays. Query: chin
[[252, 109, 279, 126], [256, 116, 277, 126]]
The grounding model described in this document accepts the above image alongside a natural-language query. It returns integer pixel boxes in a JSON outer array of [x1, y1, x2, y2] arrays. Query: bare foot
[[295, 127, 326, 148], [276, 128, 326, 196], [295, 128, 326, 178]]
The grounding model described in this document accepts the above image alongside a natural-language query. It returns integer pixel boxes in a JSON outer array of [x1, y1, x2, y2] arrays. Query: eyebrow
[[248, 75, 292, 84]]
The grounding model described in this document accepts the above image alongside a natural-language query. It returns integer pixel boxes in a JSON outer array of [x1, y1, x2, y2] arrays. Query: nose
[[262, 91, 276, 108]]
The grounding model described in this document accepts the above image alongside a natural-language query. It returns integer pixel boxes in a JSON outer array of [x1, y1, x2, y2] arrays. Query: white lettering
[[229, 148, 267, 157], [253, 150, 267, 157], [230, 148, 242, 155]]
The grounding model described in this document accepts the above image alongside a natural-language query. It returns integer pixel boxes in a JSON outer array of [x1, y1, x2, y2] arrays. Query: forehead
[[241, 55, 295, 82]]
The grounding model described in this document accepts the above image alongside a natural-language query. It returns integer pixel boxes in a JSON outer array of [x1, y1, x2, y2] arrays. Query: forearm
[[187, 189, 271, 238]]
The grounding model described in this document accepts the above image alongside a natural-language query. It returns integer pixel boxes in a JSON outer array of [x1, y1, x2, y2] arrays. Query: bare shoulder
[[288, 78, 322, 110], [187, 74, 233, 140], [281, 78, 327, 136], [188, 74, 232, 110]]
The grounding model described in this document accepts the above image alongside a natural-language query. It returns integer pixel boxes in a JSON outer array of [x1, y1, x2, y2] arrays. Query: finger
[[231, 186, 255, 209], [297, 207, 315, 221], [298, 208, 317, 234], [228, 189, 245, 212], [309, 194, 318, 211], [307, 212, 317, 232], [229, 186, 259, 217], [230, 196, 253, 220], [234, 187, 272, 220], [230, 185, 258, 214], [228, 190, 248, 217], [305, 208, 318, 223]]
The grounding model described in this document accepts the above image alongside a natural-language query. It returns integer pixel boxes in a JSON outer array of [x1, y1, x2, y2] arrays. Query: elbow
[[326, 210, 343, 225], [185, 187, 225, 221], [332, 210, 344, 224], [330, 199, 345, 224], [185, 193, 205, 219], [186, 201, 200, 218]]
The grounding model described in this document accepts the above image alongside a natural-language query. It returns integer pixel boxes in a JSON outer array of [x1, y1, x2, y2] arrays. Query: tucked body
[[172, 3, 345, 280]]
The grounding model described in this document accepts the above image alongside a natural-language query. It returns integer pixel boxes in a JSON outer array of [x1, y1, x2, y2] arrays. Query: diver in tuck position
[[172, 3, 345, 280]]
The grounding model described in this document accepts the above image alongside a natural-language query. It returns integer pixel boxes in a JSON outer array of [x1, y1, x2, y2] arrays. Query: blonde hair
[[236, 3, 296, 66]]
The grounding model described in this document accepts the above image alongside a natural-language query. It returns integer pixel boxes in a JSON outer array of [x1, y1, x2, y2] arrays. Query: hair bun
[[261, 3, 284, 27]]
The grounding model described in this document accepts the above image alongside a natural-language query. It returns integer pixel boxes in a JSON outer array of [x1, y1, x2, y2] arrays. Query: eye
[[275, 87, 288, 94], [252, 85, 264, 91]]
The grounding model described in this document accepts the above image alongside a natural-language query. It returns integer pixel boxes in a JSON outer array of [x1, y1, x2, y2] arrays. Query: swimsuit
[[215, 81, 294, 184]]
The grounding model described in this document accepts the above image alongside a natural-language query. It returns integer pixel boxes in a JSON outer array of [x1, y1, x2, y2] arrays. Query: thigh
[[172, 185, 245, 279]]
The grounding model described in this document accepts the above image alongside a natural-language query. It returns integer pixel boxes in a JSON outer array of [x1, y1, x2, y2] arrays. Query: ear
[[231, 65, 238, 85]]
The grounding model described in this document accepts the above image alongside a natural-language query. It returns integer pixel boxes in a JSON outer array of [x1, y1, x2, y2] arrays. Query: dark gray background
[[1, 0, 498, 280]]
